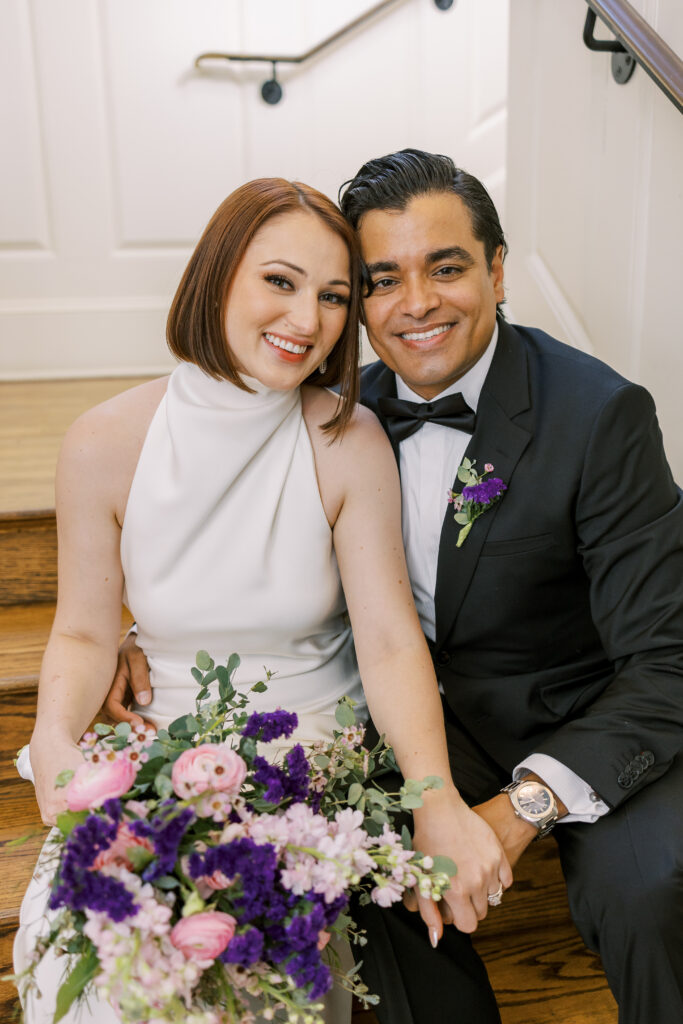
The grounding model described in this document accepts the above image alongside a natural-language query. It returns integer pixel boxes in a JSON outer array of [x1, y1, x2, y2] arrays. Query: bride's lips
[[263, 331, 313, 364], [395, 322, 456, 349]]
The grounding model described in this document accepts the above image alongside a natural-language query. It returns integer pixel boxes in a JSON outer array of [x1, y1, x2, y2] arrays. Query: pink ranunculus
[[66, 756, 138, 811], [170, 911, 237, 962], [92, 822, 154, 871], [171, 743, 247, 800]]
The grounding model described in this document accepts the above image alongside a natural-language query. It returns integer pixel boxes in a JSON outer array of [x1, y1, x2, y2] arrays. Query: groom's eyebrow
[[426, 246, 474, 266], [365, 260, 400, 275]]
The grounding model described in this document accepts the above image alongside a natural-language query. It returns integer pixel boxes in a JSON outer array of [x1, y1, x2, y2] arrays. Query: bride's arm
[[328, 405, 512, 939], [30, 410, 127, 825]]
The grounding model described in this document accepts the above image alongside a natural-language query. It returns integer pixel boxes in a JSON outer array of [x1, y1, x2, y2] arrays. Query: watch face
[[516, 783, 552, 819]]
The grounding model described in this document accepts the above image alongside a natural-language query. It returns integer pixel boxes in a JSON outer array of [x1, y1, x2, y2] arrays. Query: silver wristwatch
[[501, 779, 558, 839]]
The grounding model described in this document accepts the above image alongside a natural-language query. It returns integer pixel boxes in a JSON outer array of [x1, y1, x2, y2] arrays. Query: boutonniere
[[447, 458, 507, 548]]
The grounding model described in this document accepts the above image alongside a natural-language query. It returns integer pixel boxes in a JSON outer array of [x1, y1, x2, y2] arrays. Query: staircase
[[0, 378, 617, 1023]]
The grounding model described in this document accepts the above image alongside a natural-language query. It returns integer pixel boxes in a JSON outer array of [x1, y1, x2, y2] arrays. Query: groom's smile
[[358, 191, 505, 400]]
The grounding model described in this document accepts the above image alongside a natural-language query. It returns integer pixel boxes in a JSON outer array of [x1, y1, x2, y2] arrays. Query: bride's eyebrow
[[261, 260, 350, 289], [260, 259, 305, 274]]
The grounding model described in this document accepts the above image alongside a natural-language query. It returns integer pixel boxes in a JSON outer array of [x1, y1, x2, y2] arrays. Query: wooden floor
[[0, 377, 618, 1024]]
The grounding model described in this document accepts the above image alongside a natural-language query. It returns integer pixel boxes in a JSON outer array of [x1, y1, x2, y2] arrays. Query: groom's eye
[[434, 265, 464, 278], [371, 277, 397, 291]]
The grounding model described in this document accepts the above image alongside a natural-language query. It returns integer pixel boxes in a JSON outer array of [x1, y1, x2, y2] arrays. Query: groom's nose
[[399, 275, 439, 320]]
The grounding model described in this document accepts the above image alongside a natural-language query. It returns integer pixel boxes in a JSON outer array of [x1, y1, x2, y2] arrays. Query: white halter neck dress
[[15, 361, 365, 1023]]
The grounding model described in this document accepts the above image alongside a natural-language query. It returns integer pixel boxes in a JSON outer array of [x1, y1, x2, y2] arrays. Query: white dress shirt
[[394, 324, 608, 823]]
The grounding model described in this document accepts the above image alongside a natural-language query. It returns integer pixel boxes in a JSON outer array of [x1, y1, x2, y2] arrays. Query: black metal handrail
[[584, 0, 683, 114], [194, 0, 454, 104]]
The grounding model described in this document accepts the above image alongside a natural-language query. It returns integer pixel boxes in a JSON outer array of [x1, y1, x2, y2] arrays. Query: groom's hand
[[472, 794, 538, 869], [102, 632, 154, 727]]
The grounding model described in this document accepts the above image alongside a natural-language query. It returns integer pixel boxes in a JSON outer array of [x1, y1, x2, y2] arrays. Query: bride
[[14, 177, 510, 1023]]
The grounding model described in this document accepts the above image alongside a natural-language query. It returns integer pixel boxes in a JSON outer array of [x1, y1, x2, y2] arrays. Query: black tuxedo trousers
[[355, 323, 683, 1023]]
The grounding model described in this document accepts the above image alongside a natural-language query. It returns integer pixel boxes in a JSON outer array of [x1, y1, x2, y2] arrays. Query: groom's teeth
[[264, 333, 308, 355], [401, 325, 453, 341]]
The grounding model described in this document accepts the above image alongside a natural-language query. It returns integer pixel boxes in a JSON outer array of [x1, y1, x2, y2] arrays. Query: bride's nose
[[286, 290, 320, 337]]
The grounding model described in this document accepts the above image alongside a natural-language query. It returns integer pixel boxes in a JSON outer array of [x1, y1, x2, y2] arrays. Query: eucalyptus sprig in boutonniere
[[448, 458, 507, 548]]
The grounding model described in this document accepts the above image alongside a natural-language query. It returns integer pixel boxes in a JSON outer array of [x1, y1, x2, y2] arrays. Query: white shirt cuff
[[513, 752, 609, 823]]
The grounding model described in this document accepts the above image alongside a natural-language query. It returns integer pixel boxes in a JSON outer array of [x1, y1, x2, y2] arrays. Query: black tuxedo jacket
[[360, 319, 683, 809]]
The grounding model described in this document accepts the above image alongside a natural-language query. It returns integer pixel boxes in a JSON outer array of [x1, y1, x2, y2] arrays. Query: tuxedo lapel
[[434, 323, 533, 650], [359, 360, 401, 466]]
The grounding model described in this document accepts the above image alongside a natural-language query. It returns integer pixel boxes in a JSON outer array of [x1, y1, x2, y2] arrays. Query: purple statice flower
[[309, 891, 348, 928], [49, 813, 137, 922], [242, 710, 299, 742], [221, 926, 264, 966], [130, 805, 195, 881], [189, 838, 280, 924], [461, 477, 507, 507], [268, 905, 332, 998], [252, 744, 310, 806]]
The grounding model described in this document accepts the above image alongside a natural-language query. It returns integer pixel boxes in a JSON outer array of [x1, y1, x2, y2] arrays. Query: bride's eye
[[320, 291, 349, 307], [265, 274, 294, 290]]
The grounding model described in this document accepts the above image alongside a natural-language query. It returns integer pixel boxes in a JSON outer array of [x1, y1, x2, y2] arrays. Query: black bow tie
[[378, 393, 476, 444]]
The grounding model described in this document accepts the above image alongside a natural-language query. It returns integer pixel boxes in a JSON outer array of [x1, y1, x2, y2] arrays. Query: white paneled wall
[[0, 0, 509, 378], [505, 0, 683, 479]]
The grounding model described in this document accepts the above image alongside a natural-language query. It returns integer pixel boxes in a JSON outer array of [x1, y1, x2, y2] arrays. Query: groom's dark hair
[[339, 148, 508, 271]]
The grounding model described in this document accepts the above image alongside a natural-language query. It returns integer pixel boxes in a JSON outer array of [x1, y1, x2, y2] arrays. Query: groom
[[109, 150, 683, 1023], [338, 149, 683, 1024]]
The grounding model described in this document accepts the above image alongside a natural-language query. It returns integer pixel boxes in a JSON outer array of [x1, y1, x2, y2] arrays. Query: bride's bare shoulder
[[59, 375, 170, 480]]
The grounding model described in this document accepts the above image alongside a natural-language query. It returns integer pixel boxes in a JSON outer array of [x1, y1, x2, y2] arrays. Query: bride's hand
[[30, 737, 84, 827], [410, 787, 513, 941]]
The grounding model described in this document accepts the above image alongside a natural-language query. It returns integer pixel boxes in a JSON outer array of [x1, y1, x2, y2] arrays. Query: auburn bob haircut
[[167, 178, 361, 437]]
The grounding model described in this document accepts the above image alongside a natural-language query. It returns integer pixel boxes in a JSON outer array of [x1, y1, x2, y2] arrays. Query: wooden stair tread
[[0, 376, 154, 516], [0, 602, 56, 688]]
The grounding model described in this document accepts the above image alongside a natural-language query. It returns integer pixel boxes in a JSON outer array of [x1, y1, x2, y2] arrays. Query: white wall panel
[[0, 0, 50, 249], [506, 0, 683, 478]]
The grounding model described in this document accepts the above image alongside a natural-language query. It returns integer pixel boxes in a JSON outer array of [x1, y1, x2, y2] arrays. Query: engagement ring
[[487, 883, 504, 907]]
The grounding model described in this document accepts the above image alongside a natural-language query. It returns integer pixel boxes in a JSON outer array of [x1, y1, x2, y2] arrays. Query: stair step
[[0, 516, 57, 606]]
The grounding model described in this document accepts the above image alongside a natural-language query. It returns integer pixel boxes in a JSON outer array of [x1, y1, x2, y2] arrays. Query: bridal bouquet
[[16, 653, 454, 1024]]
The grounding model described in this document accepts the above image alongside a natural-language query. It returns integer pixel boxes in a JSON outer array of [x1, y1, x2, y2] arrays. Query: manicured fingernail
[[430, 927, 439, 949], [138, 691, 151, 706]]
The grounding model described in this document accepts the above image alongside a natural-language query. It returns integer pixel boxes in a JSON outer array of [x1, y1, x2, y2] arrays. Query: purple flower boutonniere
[[447, 458, 507, 548]]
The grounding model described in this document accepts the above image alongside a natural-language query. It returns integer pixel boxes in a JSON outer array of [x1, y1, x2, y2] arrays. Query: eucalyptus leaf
[[55, 810, 88, 837], [191, 667, 203, 684], [335, 702, 356, 728], [431, 854, 457, 877], [370, 809, 388, 825], [226, 653, 241, 676], [454, 513, 470, 525], [127, 846, 155, 871], [461, 457, 472, 469], [403, 778, 426, 795], [54, 948, 99, 1022], [347, 782, 364, 805], [422, 775, 444, 790], [401, 825, 413, 851], [400, 793, 424, 810], [114, 722, 132, 738], [364, 819, 382, 837], [202, 669, 217, 685], [54, 769, 75, 789], [168, 714, 199, 737], [313, 754, 330, 768], [154, 772, 175, 800], [155, 875, 180, 890], [195, 650, 212, 671], [93, 723, 113, 736], [251, 681, 267, 693]]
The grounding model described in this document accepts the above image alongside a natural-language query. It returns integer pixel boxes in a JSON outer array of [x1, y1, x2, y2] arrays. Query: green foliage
[[54, 948, 99, 1022], [55, 810, 88, 837]]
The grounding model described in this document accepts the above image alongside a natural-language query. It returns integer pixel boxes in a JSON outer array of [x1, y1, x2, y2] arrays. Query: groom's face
[[358, 191, 504, 400]]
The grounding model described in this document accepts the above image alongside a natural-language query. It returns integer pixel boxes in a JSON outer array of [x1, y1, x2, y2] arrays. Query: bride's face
[[224, 210, 351, 390]]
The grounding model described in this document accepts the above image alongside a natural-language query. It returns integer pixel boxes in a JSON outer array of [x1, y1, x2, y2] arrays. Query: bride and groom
[[17, 149, 683, 1024]]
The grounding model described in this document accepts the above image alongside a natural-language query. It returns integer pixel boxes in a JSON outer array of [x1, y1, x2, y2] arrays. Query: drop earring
[[318, 358, 328, 374]]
